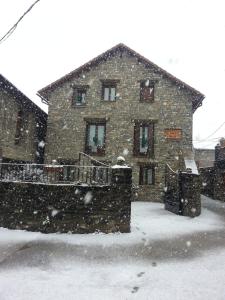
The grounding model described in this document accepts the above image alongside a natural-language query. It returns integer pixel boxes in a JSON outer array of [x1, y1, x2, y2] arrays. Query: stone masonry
[[0, 74, 47, 163], [39, 44, 204, 201], [0, 166, 132, 233]]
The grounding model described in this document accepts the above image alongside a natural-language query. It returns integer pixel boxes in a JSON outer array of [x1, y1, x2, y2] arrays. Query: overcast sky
[[0, 0, 225, 149]]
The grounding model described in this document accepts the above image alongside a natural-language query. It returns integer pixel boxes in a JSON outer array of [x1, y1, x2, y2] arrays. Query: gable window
[[85, 121, 106, 155], [139, 165, 155, 185], [140, 80, 154, 102], [133, 121, 154, 156], [101, 80, 119, 101], [72, 86, 88, 107]]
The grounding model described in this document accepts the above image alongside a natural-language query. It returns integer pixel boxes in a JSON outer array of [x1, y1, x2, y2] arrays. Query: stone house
[[38, 43, 204, 201], [0, 74, 47, 163]]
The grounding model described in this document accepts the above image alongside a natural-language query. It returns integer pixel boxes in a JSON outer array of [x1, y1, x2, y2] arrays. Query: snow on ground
[[0, 196, 224, 300]]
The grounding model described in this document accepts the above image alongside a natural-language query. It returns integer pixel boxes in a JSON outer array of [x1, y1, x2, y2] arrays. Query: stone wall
[[0, 167, 132, 233], [199, 167, 214, 198], [164, 166, 201, 217], [180, 173, 201, 217], [199, 141, 225, 201], [213, 161, 225, 201], [44, 50, 195, 202]]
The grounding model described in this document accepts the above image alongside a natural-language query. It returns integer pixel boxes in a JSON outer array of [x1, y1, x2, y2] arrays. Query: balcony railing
[[0, 163, 111, 185]]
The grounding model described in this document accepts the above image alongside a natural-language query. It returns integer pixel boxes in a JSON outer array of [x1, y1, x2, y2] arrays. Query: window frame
[[140, 80, 155, 102], [133, 121, 154, 157], [139, 165, 155, 185], [72, 85, 89, 107], [85, 120, 106, 156], [101, 80, 119, 101]]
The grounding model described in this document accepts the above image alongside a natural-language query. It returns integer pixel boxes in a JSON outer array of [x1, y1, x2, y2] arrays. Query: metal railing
[[0, 162, 111, 185]]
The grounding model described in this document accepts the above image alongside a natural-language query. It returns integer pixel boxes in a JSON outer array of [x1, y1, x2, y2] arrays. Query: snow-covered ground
[[0, 195, 224, 300]]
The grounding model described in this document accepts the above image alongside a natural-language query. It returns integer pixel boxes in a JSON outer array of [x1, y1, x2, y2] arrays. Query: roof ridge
[[38, 43, 205, 112]]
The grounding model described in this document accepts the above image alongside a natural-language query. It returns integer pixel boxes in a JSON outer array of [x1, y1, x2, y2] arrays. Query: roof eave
[[38, 43, 205, 107]]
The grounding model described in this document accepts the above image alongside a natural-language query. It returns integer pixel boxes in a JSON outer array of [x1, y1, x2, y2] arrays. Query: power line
[[0, 0, 40, 45], [193, 136, 224, 143], [193, 121, 225, 143], [204, 121, 225, 140]]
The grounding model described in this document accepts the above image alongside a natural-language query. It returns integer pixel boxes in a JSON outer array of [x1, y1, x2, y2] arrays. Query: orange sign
[[164, 129, 182, 140]]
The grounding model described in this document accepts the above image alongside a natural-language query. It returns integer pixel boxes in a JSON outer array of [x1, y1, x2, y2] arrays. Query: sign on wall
[[164, 129, 182, 140]]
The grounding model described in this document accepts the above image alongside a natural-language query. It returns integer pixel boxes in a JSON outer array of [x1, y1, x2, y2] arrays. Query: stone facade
[[39, 44, 204, 201], [0, 74, 47, 163]]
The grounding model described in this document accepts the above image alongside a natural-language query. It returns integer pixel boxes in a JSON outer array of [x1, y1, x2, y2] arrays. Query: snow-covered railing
[[79, 152, 110, 167], [0, 162, 111, 185]]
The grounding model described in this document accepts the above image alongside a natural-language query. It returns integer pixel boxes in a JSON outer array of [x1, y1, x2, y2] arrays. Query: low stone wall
[[213, 161, 225, 201], [0, 167, 132, 233], [180, 173, 201, 217], [200, 163, 225, 202], [164, 165, 201, 217], [199, 167, 214, 198]]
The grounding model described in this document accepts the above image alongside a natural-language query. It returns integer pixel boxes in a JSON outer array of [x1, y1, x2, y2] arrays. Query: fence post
[[180, 172, 201, 217], [111, 157, 132, 232]]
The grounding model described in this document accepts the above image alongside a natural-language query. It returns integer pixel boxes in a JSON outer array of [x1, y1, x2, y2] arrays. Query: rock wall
[[0, 167, 132, 233]]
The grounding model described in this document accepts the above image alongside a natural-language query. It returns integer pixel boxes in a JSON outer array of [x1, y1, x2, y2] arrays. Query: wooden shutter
[[139, 166, 143, 185], [148, 124, 154, 157], [133, 123, 140, 156]]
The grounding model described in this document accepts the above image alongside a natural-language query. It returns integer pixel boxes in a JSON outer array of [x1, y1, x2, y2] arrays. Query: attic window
[[101, 80, 119, 101], [140, 80, 154, 102], [72, 86, 88, 107]]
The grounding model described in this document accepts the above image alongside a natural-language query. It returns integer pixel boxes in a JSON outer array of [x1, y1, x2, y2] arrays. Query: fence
[[0, 162, 111, 185], [164, 164, 201, 217]]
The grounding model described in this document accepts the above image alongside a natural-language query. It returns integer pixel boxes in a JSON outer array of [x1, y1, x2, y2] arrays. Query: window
[[101, 80, 119, 101], [85, 122, 106, 155], [72, 86, 88, 106], [139, 165, 155, 185], [133, 121, 154, 156], [140, 80, 154, 102]]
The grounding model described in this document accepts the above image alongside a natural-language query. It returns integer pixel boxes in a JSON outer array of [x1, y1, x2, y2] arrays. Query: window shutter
[[148, 124, 154, 157], [133, 123, 140, 155], [139, 166, 143, 185]]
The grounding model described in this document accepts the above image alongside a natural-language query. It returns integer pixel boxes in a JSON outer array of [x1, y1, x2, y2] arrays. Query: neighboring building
[[194, 148, 215, 168], [38, 43, 204, 201], [0, 74, 47, 163]]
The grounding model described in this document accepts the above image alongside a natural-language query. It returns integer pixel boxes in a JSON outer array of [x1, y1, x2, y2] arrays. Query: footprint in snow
[[131, 286, 139, 293], [137, 271, 145, 277]]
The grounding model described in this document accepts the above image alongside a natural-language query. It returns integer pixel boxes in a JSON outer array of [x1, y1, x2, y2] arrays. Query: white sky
[[0, 0, 225, 149]]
